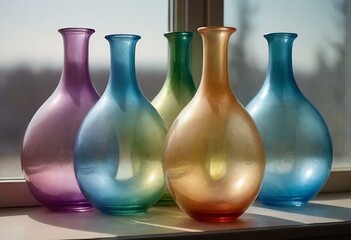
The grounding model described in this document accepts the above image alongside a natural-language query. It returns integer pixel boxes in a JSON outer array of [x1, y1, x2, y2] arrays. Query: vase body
[[21, 28, 99, 212], [74, 34, 167, 215], [246, 33, 333, 206], [163, 26, 265, 222], [152, 31, 196, 205]]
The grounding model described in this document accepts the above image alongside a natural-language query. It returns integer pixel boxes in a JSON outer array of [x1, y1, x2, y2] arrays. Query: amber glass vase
[[163, 26, 265, 222]]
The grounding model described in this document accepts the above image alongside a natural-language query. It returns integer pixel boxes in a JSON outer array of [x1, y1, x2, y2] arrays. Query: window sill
[[1, 192, 350, 240], [1, 168, 350, 208]]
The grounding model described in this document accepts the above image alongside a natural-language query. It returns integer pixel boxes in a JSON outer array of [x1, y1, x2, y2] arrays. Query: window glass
[[224, 0, 349, 168], [0, 0, 168, 178]]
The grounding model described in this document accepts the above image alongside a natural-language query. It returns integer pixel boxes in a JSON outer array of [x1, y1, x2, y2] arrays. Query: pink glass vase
[[21, 28, 99, 212]]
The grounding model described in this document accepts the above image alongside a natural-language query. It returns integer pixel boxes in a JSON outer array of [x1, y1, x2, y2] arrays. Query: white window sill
[[0, 192, 350, 239]]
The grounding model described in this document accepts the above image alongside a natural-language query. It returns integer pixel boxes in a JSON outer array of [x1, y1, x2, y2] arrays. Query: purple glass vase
[[21, 28, 99, 212]]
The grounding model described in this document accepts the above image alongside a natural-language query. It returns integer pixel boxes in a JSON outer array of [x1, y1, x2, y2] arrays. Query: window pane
[[0, 0, 167, 178], [224, 0, 349, 168]]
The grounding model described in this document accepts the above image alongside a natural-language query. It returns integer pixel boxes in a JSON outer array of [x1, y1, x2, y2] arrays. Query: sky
[[0, 0, 345, 73], [0, 0, 169, 69]]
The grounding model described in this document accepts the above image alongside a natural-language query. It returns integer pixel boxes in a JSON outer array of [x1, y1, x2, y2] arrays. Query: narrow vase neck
[[165, 32, 194, 88], [265, 33, 299, 91], [59, 28, 94, 88], [198, 27, 235, 95], [106, 34, 141, 96]]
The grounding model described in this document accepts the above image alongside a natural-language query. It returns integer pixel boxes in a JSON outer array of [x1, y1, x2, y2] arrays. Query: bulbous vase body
[[21, 28, 99, 212], [246, 33, 333, 206], [163, 26, 265, 222], [152, 31, 196, 205], [74, 34, 167, 215]]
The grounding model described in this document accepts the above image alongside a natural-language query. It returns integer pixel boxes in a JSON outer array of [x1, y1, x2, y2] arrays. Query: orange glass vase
[[163, 26, 265, 222]]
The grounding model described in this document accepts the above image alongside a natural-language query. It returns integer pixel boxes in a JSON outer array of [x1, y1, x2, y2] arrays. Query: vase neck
[[165, 32, 194, 88], [198, 27, 235, 95], [59, 28, 94, 89], [105, 34, 142, 96], [265, 33, 299, 91]]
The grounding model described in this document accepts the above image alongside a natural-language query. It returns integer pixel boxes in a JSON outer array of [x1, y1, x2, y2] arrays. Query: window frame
[[0, 0, 349, 209], [169, 0, 351, 194]]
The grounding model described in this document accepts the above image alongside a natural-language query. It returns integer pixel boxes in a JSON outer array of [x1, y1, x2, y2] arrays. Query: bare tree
[[296, 0, 348, 159], [340, 0, 351, 158], [228, 0, 263, 105]]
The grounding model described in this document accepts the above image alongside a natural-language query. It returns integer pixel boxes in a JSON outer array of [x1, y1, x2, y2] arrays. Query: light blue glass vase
[[246, 32, 332, 206], [74, 34, 167, 215]]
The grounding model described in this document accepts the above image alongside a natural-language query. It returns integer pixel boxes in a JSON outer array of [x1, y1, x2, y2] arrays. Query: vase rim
[[164, 31, 194, 37], [105, 34, 141, 41], [197, 26, 236, 33], [264, 32, 298, 38], [58, 28, 95, 34]]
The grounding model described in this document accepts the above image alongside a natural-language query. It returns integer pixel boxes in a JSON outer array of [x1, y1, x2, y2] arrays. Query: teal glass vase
[[246, 32, 333, 206], [74, 34, 167, 215], [152, 31, 196, 205]]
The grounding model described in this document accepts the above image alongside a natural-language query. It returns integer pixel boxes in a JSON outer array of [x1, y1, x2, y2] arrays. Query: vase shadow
[[25, 206, 304, 237], [253, 199, 351, 221]]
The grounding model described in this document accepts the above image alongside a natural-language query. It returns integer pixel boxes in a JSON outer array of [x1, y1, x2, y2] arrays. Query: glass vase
[[163, 26, 265, 222], [21, 28, 99, 212], [74, 34, 167, 215], [152, 31, 196, 205], [246, 32, 333, 206]]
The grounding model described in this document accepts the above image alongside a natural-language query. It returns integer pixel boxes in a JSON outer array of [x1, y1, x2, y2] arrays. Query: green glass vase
[[152, 31, 196, 205]]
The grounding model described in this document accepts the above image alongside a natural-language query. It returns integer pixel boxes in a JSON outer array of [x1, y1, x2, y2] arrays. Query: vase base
[[187, 211, 243, 223], [46, 202, 93, 212], [98, 206, 148, 216], [155, 195, 176, 207], [259, 197, 308, 207], [155, 198, 176, 207]]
